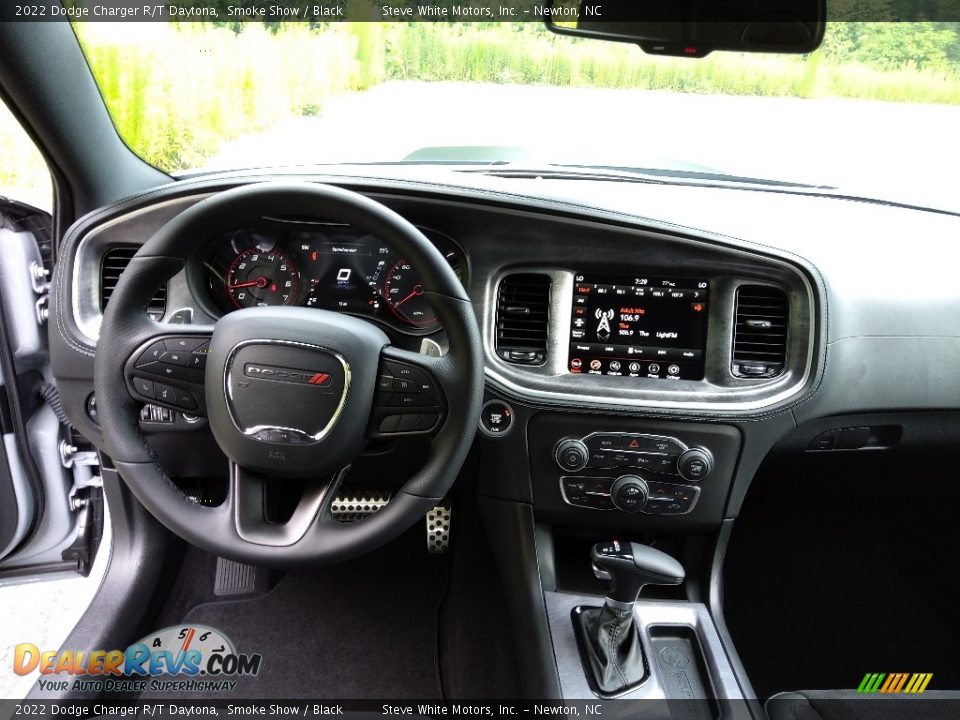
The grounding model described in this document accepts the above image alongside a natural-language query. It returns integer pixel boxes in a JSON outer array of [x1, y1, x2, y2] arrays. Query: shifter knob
[[591, 540, 685, 606]]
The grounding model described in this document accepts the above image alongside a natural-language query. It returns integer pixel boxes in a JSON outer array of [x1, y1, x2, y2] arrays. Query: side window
[[0, 99, 53, 213]]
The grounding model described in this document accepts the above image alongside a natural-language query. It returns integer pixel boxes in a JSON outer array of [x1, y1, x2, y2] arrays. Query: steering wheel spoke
[[229, 462, 347, 547], [368, 345, 448, 438], [123, 330, 213, 417]]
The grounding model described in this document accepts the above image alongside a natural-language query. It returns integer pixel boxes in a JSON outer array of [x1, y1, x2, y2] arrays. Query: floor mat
[[724, 457, 960, 701], [146, 529, 448, 699]]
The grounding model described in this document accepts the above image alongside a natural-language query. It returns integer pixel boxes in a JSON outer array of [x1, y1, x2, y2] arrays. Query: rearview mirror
[[543, 0, 826, 58]]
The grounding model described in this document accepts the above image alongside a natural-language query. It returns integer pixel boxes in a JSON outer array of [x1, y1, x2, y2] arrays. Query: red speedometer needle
[[228, 276, 269, 290], [394, 284, 423, 308]]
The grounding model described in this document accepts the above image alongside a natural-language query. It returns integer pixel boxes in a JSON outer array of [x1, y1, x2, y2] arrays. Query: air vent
[[732, 285, 789, 378], [100, 245, 167, 321], [496, 273, 551, 365]]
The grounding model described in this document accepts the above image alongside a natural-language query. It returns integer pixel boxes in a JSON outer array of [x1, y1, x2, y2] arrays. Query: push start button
[[479, 399, 514, 438]]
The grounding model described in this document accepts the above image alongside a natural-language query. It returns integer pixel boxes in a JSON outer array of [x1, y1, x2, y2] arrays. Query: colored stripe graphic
[[857, 672, 932, 694], [858, 673, 886, 693]]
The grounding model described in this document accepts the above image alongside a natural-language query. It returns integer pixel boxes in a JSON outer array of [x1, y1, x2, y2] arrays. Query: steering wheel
[[94, 182, 484, 565]]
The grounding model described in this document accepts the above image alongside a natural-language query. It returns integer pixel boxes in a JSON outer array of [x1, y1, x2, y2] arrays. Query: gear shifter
[[574, 540, 686, 696]]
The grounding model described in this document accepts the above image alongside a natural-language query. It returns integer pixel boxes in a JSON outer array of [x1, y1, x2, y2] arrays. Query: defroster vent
[[496, 273, 551, 365], [100, 245, 167, 321], [732, 285, 788, 378]]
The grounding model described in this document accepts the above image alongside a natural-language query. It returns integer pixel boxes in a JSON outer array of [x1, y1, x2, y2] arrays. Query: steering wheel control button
[[155, 383, 176, 404], [173, 387, 198, 410], [132, 377, 155, 399], [85, 394, 99, 424], [415, 413, 439, 431], [393, 378, 417, 393], [378, 415, 401, 433], [372, 358, 444, 436], [133, 336, 209, 388], [555, 437, 589, 471], [159, 351, 189, 366], [136, 340, 167, 366], [384, 361, 417, 380], [474, 399, 513, 438], [678, 448, 713, 482], [397, 415, 419, 432], [167, 337, 207, 352]]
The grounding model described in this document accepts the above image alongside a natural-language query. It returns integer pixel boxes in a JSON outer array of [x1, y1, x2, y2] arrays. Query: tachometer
[[383, 260, 438, 328], [225, 247, 299, 308]]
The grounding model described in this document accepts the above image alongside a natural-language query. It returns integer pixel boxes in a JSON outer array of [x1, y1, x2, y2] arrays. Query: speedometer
[[225, 248, 299, 309], [383, 260, 437, 328]]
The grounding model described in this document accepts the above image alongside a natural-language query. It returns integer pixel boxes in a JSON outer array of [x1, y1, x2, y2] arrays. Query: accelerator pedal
[[426, 505, 452, 554], [331, 491, 391, 523]]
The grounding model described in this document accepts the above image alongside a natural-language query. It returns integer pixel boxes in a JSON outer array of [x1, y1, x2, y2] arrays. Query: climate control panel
[[530, 415, 739, 529], [553, 432, 713, 482], [560, 474, 700, 515]]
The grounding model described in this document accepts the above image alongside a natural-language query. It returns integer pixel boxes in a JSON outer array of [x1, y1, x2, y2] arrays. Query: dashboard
[[51, 166, 960, 538], [189, 220, 466, 333]]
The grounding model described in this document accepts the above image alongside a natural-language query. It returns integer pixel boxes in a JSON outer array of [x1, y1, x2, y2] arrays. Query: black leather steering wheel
[[94, 182, 484, 565]]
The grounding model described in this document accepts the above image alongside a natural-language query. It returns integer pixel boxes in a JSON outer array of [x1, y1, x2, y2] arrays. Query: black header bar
[[3, 1, 960, 22]]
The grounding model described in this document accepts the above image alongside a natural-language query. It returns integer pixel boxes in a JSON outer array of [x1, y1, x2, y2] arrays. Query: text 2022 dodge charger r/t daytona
[[2, 6, 960, 719]]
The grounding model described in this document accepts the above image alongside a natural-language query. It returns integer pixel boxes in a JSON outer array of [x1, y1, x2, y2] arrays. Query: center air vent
[[100, 245, 167, 321], [496, 273, 551, 365], [732, 285, 789, 378]]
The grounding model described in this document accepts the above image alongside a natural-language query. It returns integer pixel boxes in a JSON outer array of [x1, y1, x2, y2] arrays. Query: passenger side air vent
[[100, 245, 167, 321], [496, 273, 551, 365], [732, 285, 788, 378]]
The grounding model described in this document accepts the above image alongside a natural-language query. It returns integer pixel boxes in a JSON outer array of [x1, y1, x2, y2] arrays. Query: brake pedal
[[426, 505, 452, 554]]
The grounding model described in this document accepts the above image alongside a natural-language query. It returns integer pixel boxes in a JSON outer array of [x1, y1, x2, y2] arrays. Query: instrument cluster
[[191, 219, 466, 334]]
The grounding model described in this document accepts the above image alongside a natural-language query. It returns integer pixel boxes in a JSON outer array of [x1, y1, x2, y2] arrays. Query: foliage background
[[2, 21, 960, 204]]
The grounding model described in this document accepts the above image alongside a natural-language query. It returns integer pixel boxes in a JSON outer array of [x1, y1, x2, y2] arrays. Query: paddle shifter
[[575, 540, 686, 696]]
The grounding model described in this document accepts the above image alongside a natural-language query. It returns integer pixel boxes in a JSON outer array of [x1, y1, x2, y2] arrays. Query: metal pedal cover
[[426, 505, 452, 554], [214, 558, 257, 597], [331, 491, 391, 523]]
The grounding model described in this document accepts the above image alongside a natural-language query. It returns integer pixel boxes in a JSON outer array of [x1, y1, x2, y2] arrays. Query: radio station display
[[568, 274, 709, 380]]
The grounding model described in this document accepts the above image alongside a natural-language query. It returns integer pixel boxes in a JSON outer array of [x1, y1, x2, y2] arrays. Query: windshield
[[76, 20, 960, 213]]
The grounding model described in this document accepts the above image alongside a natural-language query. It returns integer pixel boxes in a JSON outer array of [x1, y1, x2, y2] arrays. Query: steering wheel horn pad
[[94, 182, 483, 566], [207, 306, 388, 478]]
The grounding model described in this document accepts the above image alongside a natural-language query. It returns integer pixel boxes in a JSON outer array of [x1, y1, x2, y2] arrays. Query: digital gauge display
[[199, 223, 465, 333]]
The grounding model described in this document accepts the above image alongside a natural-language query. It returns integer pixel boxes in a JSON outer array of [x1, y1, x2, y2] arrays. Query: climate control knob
[[611, 475, 649, 513], [555, 438, 590, 472], [678, 447, 713, 482]]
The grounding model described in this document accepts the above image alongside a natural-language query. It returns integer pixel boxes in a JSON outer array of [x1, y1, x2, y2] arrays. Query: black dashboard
[[54, 165, 960, 540]]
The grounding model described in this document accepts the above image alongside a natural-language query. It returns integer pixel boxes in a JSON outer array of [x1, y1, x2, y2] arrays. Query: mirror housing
[[544, 0, 826, 58]]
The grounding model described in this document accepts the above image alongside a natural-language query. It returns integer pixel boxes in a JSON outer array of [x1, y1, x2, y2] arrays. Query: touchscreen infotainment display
[[568, 274, 709, 380]]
